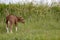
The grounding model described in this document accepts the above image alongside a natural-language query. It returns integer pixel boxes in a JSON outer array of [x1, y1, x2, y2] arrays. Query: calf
[[6, 14, 25, 33]]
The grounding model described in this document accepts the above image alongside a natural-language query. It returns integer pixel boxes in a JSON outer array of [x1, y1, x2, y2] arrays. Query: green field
[[0, 3, 60, 40]]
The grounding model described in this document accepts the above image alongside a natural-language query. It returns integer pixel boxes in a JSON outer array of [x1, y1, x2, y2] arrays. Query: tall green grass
[[0, 3, 60, 40]]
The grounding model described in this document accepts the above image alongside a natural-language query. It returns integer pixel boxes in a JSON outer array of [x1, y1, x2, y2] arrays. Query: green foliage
[[0, 4, 60, 40]]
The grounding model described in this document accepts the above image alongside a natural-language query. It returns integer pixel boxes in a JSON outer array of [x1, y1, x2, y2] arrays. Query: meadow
[[0, 3, 60, 40]]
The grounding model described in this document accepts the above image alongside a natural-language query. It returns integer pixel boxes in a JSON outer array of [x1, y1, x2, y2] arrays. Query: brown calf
[[6, 14, 25, 33]]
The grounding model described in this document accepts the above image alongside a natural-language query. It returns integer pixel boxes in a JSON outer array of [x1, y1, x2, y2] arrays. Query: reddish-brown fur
[[6, 14, 25, 33]]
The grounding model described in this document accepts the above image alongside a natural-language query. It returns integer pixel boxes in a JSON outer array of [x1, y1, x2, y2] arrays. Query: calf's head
[[17, 16, 25, 23]]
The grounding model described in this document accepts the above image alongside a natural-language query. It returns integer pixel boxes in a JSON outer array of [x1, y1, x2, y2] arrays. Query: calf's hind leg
[[10, 24, 13, 33], [6, 20, 9, 33], [6, 24, 9, 33]]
